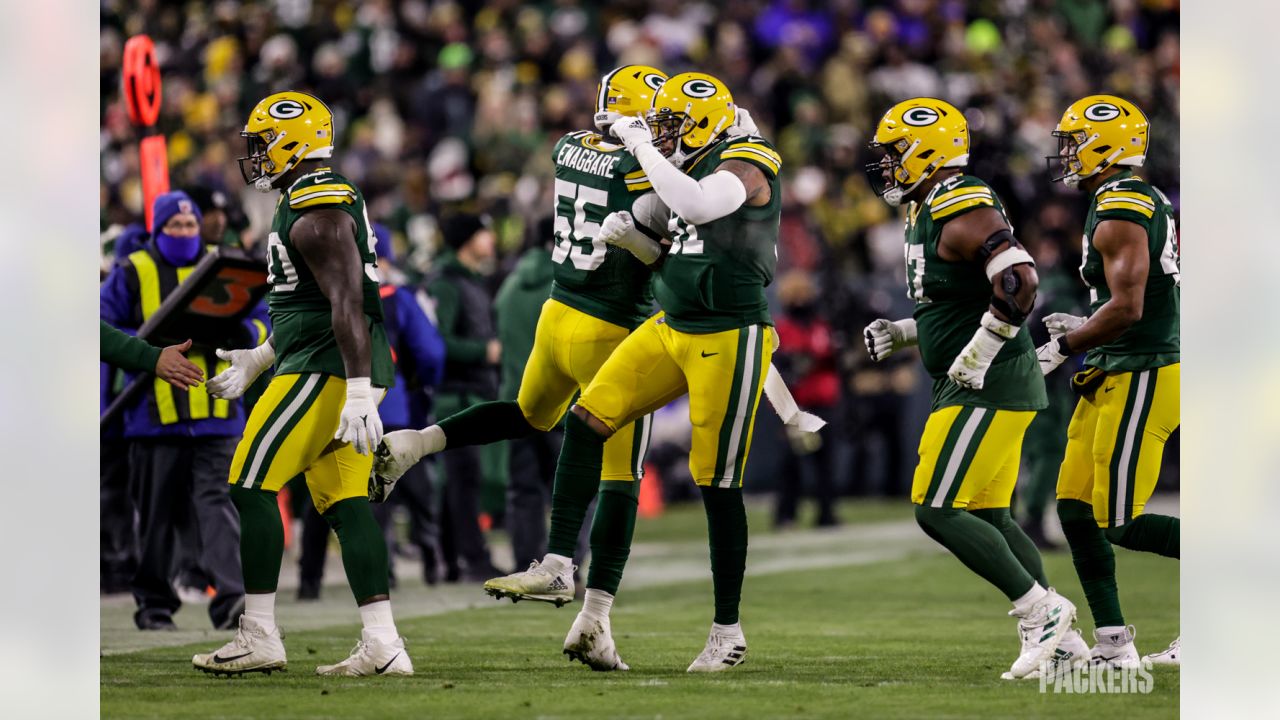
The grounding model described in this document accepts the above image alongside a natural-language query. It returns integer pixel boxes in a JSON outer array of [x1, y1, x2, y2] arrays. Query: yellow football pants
[[228, 372, 373, 514], [517, 298, 652, 481], [912, 405, 1037, 509], [1056, 363, 1181, 528], [576, 312, 775, 488]]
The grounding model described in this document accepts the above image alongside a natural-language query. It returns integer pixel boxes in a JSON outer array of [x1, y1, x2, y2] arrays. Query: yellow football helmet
[[646, 72, 736, 168], [595, 65, 668, 133], [239, 91, 335, 191], [1051, 94, 1148, 188], [866, 98, 969, 207]]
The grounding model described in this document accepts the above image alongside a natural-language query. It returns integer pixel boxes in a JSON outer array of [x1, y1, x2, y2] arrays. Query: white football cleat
[[563, 612, 629, 671], [687, 623, 748, 673], [1091, 625, 1141, 669], [1143, 636, 1179, 665], [315, 632, 413, 677], [484, 560, 575, 607], [1006, 588, 1077, 679], [192, 615, 287, 676], [1002, 628, 1090, 680], [369, 429, 436, 502]]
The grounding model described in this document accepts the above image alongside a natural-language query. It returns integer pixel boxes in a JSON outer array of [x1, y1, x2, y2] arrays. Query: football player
[[371, 65, 671, 609], [192, 91, 411, 677], [861, 98, 1086, 679], [1037, 95, 1181, 666], [556, 72, 785, 672]]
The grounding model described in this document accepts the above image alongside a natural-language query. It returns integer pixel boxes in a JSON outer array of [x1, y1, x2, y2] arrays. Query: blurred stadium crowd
[[99, 0, 1179, 542]]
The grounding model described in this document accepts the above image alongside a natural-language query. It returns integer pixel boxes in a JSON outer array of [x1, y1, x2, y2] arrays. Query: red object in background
[[638, 463, 664, 518], [774, 315, 841, 409], [139, 132, 171, 232], [278, 486, 294, 549], [123, 35, 170, 231], [122, 35, 162, 127]]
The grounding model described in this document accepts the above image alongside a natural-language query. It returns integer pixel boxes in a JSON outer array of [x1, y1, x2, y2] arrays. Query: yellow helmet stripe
[[931, 196, 994, 219], [1096, 200, 1154, 217]]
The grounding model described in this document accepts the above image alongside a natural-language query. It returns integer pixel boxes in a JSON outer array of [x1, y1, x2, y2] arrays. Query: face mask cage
[[1047, 130, 1086, 184], [864, 141, 906, 199], [237, 131, 275, 185], [647, 108, 693, 157]]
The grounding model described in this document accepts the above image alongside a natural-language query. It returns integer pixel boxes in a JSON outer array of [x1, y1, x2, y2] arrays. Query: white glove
[[207, 342, 275, 400], [1034, 312, 1085, 375], [1043, 312, 1086, 337], [727, 107, 759, 138], [611, 115, 654, 153], [598, 210, 661, 264], [335, 377, 383, 455], [863, 318, 918, 362], [948, 312, 1018, 390], [1036, 336, 1070, 376]]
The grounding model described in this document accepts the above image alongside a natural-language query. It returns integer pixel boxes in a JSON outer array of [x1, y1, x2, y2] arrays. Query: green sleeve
[[100, 320, 161, 373], [427, 277, 489, 364]]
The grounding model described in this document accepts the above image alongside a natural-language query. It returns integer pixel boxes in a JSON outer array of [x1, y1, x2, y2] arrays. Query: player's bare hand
[[155, 339, 204, 390], [486, 339, 502, 365]]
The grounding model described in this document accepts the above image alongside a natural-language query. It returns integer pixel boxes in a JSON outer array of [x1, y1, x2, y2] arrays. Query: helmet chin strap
[[254, 140, 311, 193], [1063, 132, 1125, 189], [883, 139, 943, 207]]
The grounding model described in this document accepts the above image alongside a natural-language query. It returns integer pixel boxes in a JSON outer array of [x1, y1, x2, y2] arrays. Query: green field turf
[[101, 502, 1178, 719]]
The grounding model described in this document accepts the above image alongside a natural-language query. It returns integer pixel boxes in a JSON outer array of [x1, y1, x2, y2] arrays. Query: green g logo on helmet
[[682, 79, 719, 98], [1083, 102, 1122, 122], [903, 107, 940, 127]]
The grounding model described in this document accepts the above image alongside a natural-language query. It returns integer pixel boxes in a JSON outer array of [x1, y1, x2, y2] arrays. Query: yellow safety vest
[[125, 247, 264, 424]]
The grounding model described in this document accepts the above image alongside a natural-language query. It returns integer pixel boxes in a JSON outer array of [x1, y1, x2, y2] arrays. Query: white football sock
[[359, 600, 399, 644], [1011, 583, 1048, 617], [582, 589, 614, 620], [712, 622, 742, 637], [1096, 625, 1129, 642], [244, 592, 277, 632], [540, 553, 572, 575]]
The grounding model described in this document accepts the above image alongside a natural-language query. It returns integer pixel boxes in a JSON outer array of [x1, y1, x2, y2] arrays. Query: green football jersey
[[653, 135, 783, 333], [905, 174, 1047, 412], [549, 130, 655, 330], [1080, 170, 1180, 372], [265, 167, 395, 386]]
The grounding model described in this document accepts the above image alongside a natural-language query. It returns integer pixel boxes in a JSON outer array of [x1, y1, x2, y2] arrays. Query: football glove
[[1043, 312, 1086, 337], [207, 342, 275, 400], [863, 318, 918, 362], [1036, 336, 1070, 376], [335, 377, 383, 455], [947, 312, 1018, 390], [611, 115, 654, 154], [1035, 312, 1086, 376], [598, 211, 661, 265], [727, 107, 759, 138]]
